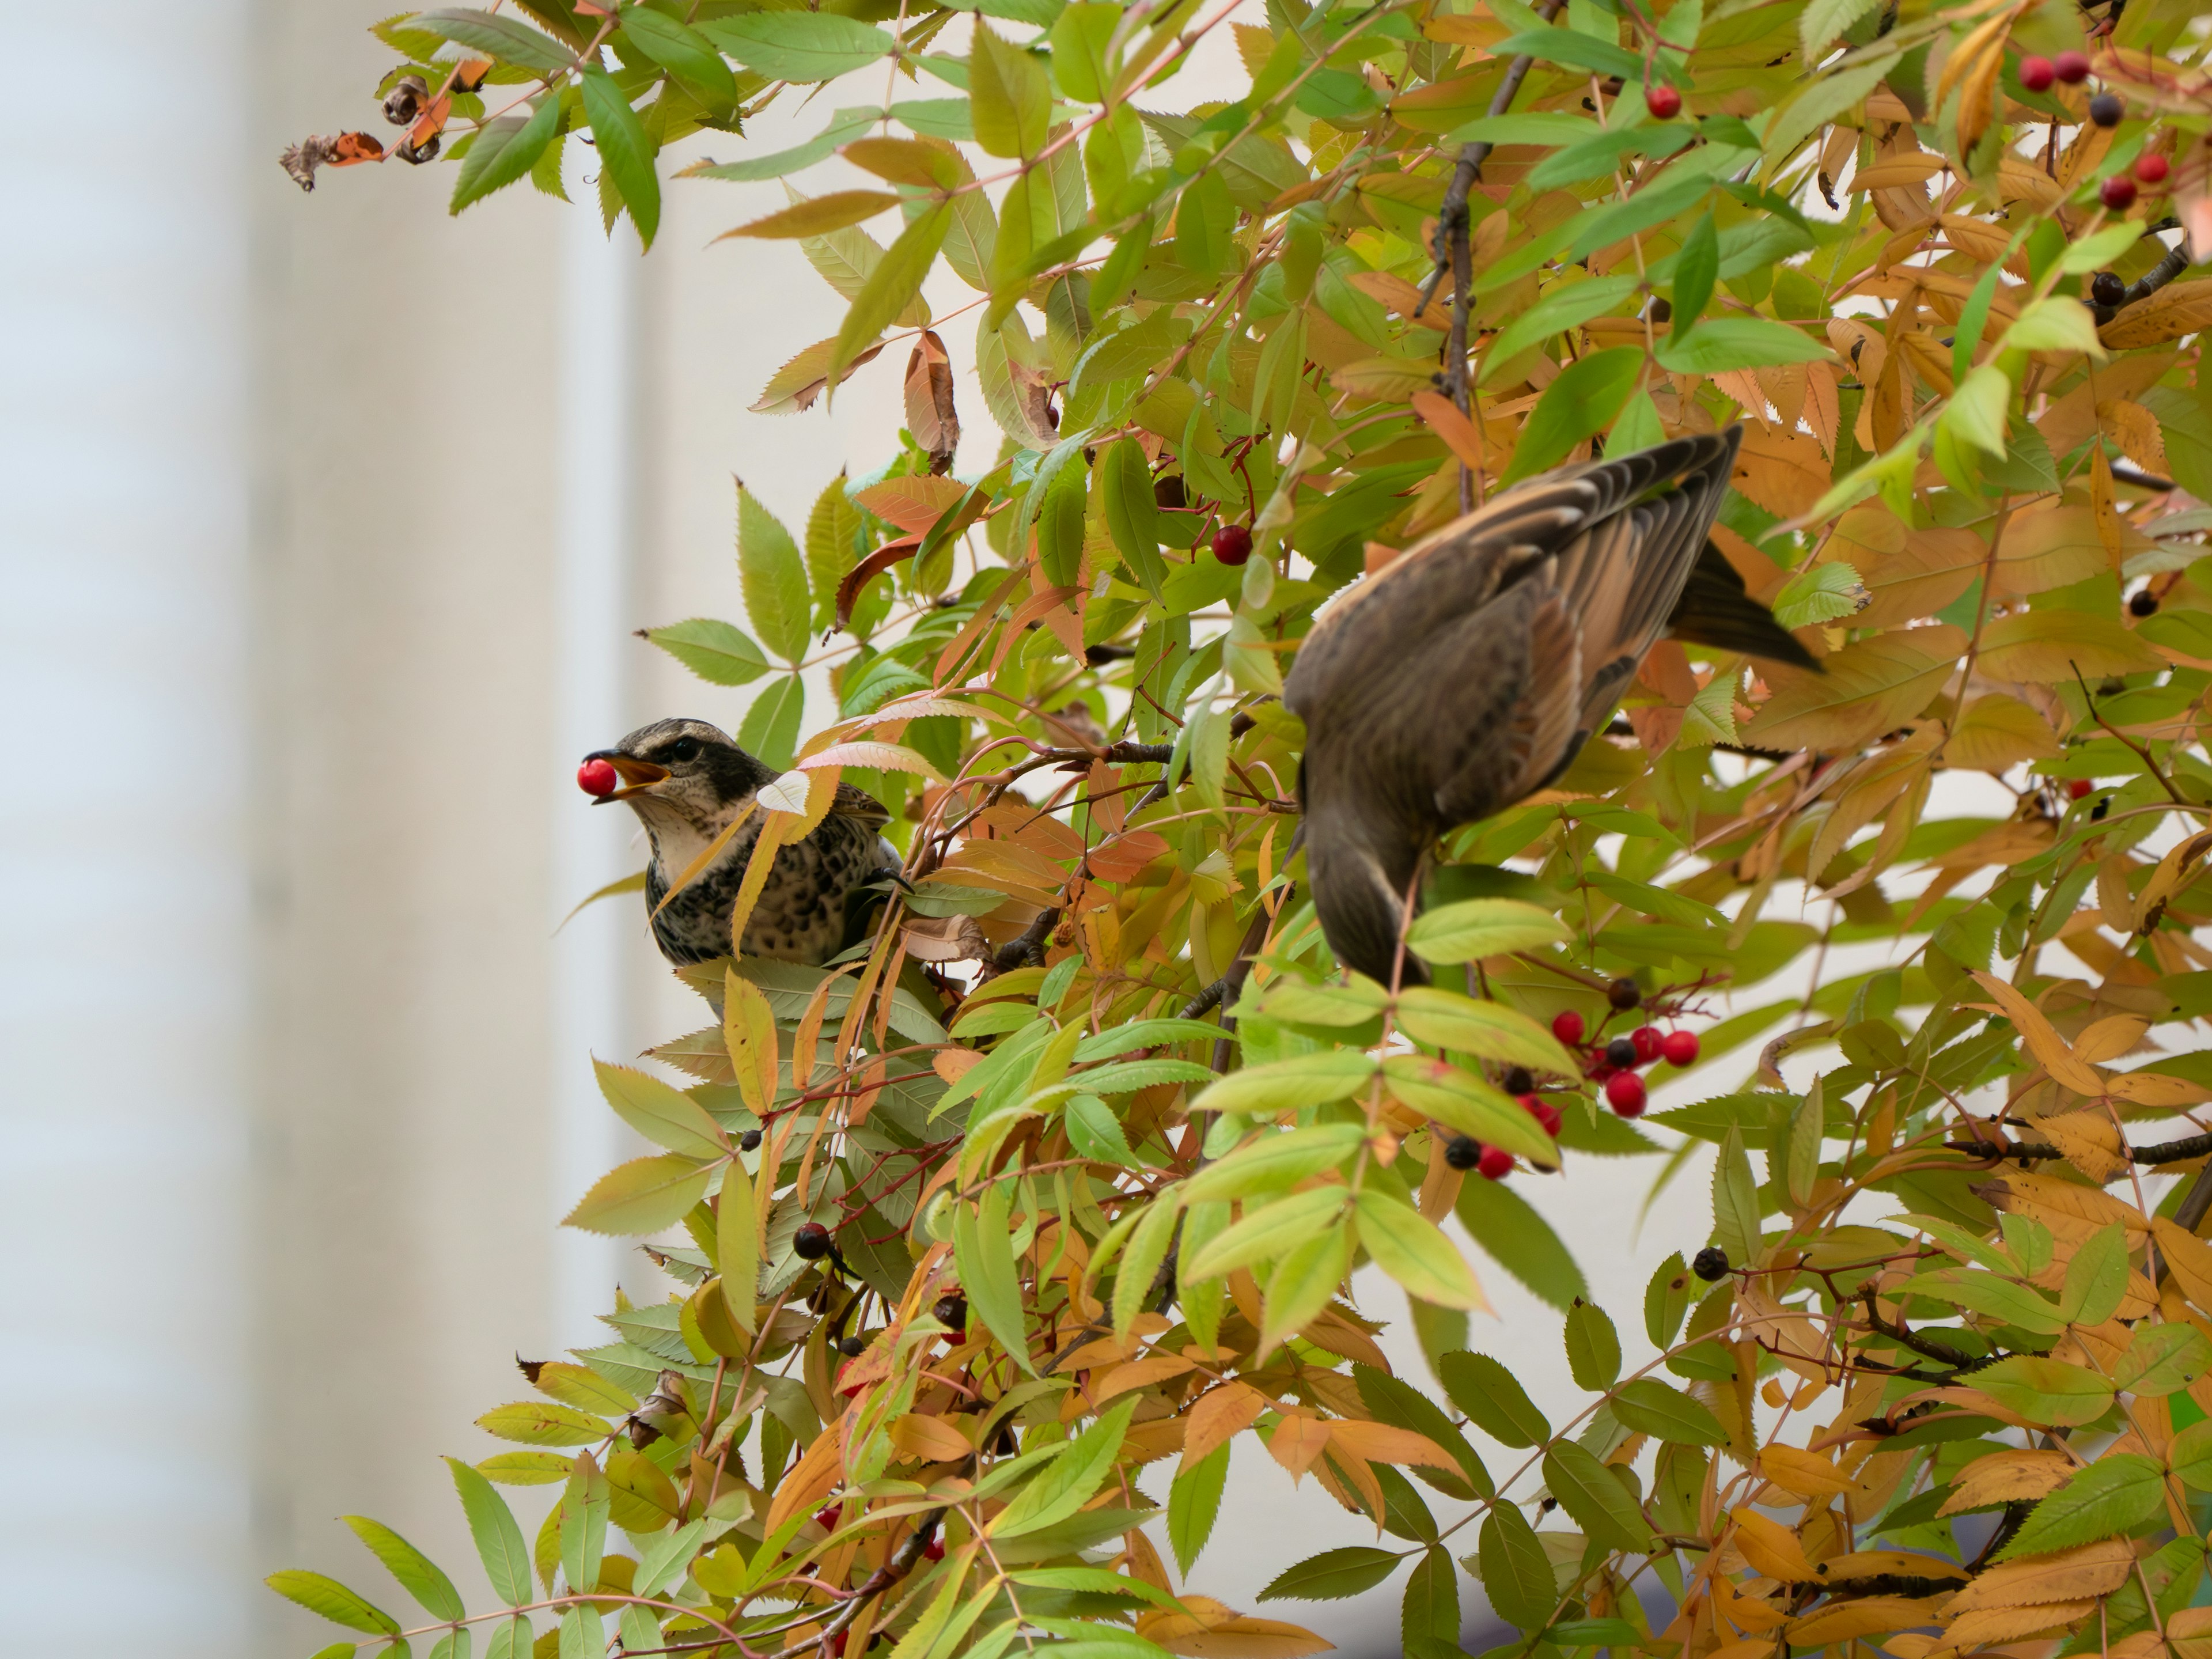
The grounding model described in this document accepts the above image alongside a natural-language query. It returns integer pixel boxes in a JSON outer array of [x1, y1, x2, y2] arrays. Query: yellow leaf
[[1978, 1169, 2147, 1240], [1943, 1601, 2096, 1649], [889, 1413, 973, 1463], [763, 1421, 846, 1534], [1821, 1551, 1968, 1582], [1743, 624, 1966, 751], [2102, 278, 2212, 349], [1760, 1445, 1858, 1497], [1968, 971, 2107, 1095], [2155, 1219, 2212, 1315], [1937, 1448, 2074, 1514], [1264, 1412, 1332, 1482], [1978, 609, 2166, 682], [1138, 1599, 1335, 1659], [1949, 693, 2062, 770], [1991, 505, 2108, 596], [2110, 1070, 2212, 1107], [719, 190, 900, 240], [1941, 1539, 2131, 1612], [1787, 1596, 1949, 1645], [1326, 1419, 1456, 1471], [1729, 1506, 1817, 1582]]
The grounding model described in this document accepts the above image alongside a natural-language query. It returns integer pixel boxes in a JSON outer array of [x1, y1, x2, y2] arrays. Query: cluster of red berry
[[1551, 999, 1700, 1120], [1445, 980, 1702, 1183], [2014, 51, 2154, 209]]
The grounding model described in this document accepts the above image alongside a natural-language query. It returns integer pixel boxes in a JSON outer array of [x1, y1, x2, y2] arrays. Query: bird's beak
[[585, 749, 671, 803]]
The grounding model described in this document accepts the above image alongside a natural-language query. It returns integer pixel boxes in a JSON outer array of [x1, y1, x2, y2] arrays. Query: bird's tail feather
[[1669, 541, 1821, 670]]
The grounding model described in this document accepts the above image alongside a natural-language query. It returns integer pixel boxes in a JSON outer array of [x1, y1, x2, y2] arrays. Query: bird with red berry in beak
[[579, 718, 903, 967]]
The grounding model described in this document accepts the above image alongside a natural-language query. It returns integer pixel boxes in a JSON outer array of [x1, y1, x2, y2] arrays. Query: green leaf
[[1995, 1454, 2166, 1560], [1502, 349, 1643, 483], [1189, 1051, 1377, 1115], [718, 1162, 759, 1335], [452, 96, 560, 214], [1610, 1378, 1728, 1445], [1783, 1082, 1822, 1210], [955, 1179, 1035, 1373], [1565, 1301, 1620, 1390], [1263, 1224, 1354, 1351], [1711, 1127, 1761, 1267], [1404, 898, 1573, 963], [1657, 317, 1830, 374], [484, 1616, 532, 1659], [1772, 562, 1866, 629], [1671, 213, 1718, 338], [737, 675, 804, 771], [2116, 1323, 2211, 1396], [1355, 1190, 1485, 1309], [700, 13, 896, 82], [1490, 25, 1647, 82], [477, 1452, 577, 1486], [1968, 1355, 2115, 1426], [647, 618, 771, 686], [1393, 988, 1580, 1075], [1901, 1268, 2065, 1336], [1063, 1092, 1139, 1167], [992, 1398, 1138, 1536], [1180, 1125, 1363, 1204], [2173, 1421, 2212, 1490], [1478, 1503, 1557, 1630], [562, 1153, 712, 1236], [736, 484, 811, 665], [1257, 1545, 1404, 1601], [342, 1517, 464, 1620], [476, 1402, 612, 1447], [593, 1060, 728, 1158], [1403, 1545, 1460, 1646], [1439, 1351, 1550, 1447], [2061, 1222, 2130, 1327], [1542, 1440, 1652, 1552], [1942, 363, 2012, 459], [726, 191, 902, 240], [1645, 1253, 1694, 1347], [560, 1452, 610, 1604], [1100, 438, 1165, 603], [619, 8, 737, 111], [831, 200, 951, 389], [266, 1571, 400, 1635], [1113, 1192, 1184, 1337], [412, 8, 575, 73], [1801, 0, 1880, 62], [1354, 1364, 1492, 1498], [578, 67, 659, 249], [970, 21, 1052, 158], [1169, 1444, 1229, 1574], [1480, 275, 1640, 380], [1455, 1175, 1586, 1310], [447, 1459, 533, 1605], [1187, 1185, 1350, 1281]]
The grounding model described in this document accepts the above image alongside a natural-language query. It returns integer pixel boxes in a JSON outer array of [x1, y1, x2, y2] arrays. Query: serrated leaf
[[593, 1060, 728, 1158], [1478, 1503, 1556, 1630], [1543, 1439, 1652, 1552], [476, 1402, 612, 1446], [1257, 1546, 1403, 1602], [1610, 1377, 1728, 1445], [1993, 1454, 2165, 1560], [1355, 1190, 1486, 1309], [578, 67, 658, 249], [447, 1459, 533, 1605], [342, 1517, 463, 1621], [830, 201, 950, 391], [266, 1571, 400, 1634], [1564, 1300, 1620, 1389], [736, 483, 811, 665], [1404, 898, 1572, 963], [646, 618, 770, 686], [722, 191, 901, 241], [1438, 1351, 1550, 1446], [413, 8, 574, 72], [700, 12, 896, 82], [451, 96, 559, 214], [1456, 1175, 1587, 1311], [562, 1153, 711, 1236], [954, 1179, 1035, 1373], [1169, 1444, 1229, 1575]]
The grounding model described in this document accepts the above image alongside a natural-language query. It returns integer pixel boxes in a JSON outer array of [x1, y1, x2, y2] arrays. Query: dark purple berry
[[1607, 978, 1642, 1012], [2091, 271, 2126, 308], [2090, 92, 2123, 128], [793, 1222, 834, 1260], [1693, 1245, 1730, 1282], [1445, 1135, 1482, 1171]]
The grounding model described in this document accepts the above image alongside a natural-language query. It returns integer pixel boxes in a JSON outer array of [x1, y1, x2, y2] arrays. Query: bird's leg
[[988, 907, 1060, 975]]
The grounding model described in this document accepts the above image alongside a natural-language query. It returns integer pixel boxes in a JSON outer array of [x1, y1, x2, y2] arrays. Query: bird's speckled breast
[[643, 813, 888, 966]]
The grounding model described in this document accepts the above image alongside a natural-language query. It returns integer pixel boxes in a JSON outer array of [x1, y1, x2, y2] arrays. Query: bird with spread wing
[[584, 719, 903, 967], [1285, 426, 1815, 986]]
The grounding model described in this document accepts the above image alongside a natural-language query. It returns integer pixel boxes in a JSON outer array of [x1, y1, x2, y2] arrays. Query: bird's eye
[[666, 737, 701, 763]]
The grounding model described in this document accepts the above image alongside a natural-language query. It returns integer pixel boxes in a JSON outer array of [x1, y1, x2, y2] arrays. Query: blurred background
[[0, 6, 1875, 1657]]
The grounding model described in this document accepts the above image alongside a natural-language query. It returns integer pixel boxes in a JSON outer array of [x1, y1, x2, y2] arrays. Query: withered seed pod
[[383, 74, 429, 127]]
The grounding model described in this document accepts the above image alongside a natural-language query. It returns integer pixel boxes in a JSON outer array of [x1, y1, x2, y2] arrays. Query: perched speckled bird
[[586, 718, 903, 967], [1286, 427, 1814, 985]]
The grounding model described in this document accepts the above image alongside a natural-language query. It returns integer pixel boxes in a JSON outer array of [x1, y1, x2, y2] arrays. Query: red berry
[[1211, 524, 1253, 566], [1588, 1061, 1616, 1085], [794, 1221, 834, 1260], [1630, 1026, 1663, 1064], [2070, 778, 2095, 800], [1661, 1029, 1700, 1067], [815, 1504, 842, 1531], [1605, 1071, 1648, 1117], [836, 1361, 866, 1399], [2053, 49, 2091, 85], [1520, 1095, 1563, 1137], [1551, 1009, 1585, 1047], [923, 1539, 946, 1562], [2018, 55, 2055, 92], [1476, 1144, 1515, 1180], [577, 757, 618, 797], [2136, 153, 2171, 185], [1645, 83, 1682, 119], [2102, 174, 2138, 211]]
